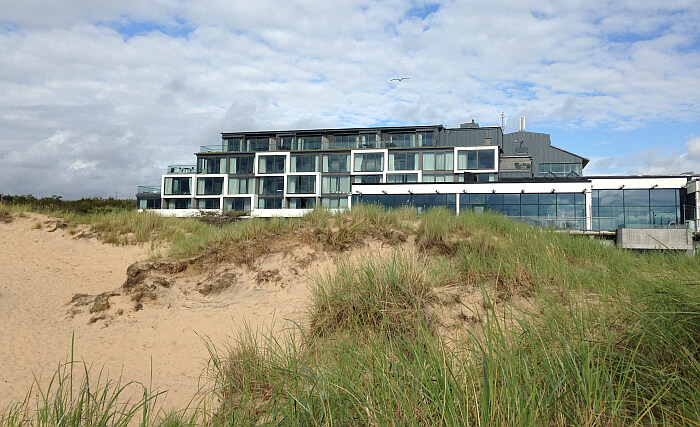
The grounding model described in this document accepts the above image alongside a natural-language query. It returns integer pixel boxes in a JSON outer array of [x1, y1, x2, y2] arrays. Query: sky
[[1, 0, 700, 199]]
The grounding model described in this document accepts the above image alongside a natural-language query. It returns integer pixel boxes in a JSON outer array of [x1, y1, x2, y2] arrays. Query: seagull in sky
[[390, 77, 410, 82]]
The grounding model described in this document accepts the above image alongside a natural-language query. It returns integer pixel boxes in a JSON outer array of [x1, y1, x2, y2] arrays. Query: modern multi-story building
[[137, 120, 700, 233]]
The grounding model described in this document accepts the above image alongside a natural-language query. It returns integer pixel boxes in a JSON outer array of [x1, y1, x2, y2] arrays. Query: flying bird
[[390, 77, 410, 82]]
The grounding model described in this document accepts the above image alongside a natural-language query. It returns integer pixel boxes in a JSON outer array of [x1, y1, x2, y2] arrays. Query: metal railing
[[137, 185, 161, 194], [166, 165, 196, 174]]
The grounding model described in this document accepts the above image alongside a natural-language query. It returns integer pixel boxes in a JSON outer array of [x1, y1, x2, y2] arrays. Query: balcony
[[199, 145, 226, 153], [137, 185, 161, 195], [167, 164, 196, 174]]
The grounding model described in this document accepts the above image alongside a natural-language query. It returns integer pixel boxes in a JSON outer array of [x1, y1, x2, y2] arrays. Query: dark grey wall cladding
[[504, 131, 583, 171], [442, 128, 502, 147]]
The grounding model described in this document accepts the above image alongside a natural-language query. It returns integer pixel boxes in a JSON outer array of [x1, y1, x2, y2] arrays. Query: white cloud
[[1, 0, 699, 197]]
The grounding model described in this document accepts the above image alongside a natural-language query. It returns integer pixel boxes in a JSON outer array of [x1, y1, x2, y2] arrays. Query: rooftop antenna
[[500, 112, 507, 132]]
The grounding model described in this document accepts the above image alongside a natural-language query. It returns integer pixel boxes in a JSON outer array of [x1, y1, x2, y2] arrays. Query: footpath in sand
[[0, 213, 330, 410]]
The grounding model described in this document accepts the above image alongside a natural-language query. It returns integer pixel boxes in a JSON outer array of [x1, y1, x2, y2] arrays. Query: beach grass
[[3, 206, 699, 425]]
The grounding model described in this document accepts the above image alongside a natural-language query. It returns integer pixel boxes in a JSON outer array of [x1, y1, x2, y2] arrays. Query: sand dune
[[0, 213, 333, 410]]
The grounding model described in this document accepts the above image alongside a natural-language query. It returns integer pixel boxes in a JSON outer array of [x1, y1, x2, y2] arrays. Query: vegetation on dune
[[2, 205, 699, 425]]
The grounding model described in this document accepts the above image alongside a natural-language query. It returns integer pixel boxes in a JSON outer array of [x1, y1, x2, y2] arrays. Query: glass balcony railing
[[199, 145, 226, 153], [137, 185, 161, 194], [166, 165, 196, 174]]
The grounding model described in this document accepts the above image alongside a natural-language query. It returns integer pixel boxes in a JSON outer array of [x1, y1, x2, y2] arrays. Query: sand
[[0, 213, 332, 411]]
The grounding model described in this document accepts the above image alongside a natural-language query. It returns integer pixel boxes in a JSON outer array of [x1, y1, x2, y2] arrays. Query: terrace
[[167, 165, 196, 174]]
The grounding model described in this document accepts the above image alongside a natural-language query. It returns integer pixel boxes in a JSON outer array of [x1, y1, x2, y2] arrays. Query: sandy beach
[[0, 213, 324, 411]]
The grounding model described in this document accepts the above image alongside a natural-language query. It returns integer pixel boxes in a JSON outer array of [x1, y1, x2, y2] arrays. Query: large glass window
[[331, 135, 360, 150], [352, 194, 455, 212], [224, 197, 251, 213], [422, 174, 454, 183], [246, 138, 270, 152], [197, 177, 223, 195], [457, 149, 495, 170], [258, 155, 286, 174], [323, 153, 350, 173], [197, 157, 225, 174], [297, 136, 322, 150], [322, 175, 351, 194], [228, 177, 254, 194], [360, 134, 376, 148], [278, 136, 294, 151], [258, 176, 284, 195], [290, 154, 318, 172], [258, 196, 283, 209], [167, 198, 191, 209], [418, 132, 434, 147], [321, 197, 349, 209], [197, 198, 220, 209], [389, 152, 418, 171], [461, 192, 586, 230], [354, 152, 384, 172], [287, 175, 316, 194], [289, 197, 316, 209], [389, 133, 416, 148], [223, 137, 243, 152], [423, 151, 453, 171], [228, 156, 254, 174], [164, 177, 191, 195], [592, 188, 680, 230]]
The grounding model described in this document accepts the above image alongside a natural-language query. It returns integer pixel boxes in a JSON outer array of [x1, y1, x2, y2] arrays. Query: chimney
[[519, 116, 526, 132]]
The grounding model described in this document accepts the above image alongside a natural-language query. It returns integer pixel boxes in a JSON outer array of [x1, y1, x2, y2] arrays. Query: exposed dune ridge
[[0, 213, 340, 410]]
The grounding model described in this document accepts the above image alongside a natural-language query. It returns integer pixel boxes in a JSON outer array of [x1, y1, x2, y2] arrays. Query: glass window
[[258, 176, 284, 195], [538, 163, 582, 177], [389, 152, 418, 171], [278, 136, 294, 151], [247, 138, 270, 152], [197, 177, 223, 195], [197, 157, 225, 174], [650, 189, 677, 206], [197, 198, 220, 209], [360, 134, 377, 148], [258, 196, 283, 209], [167, 198, 191, 209], [331, 135, 359, 150], [297, 136, 322, 150], [258, 155, 286, 174], [418, 132, 434, 147], [624, 189, 649, 207], [386, 173, 418, 183], [354, 153, 384, 172], [323, 153, 350, 172], [164, 177, 191, 195], [223, 137, 243, 152], [287, 175, 316, 194], [289, 197, 316, 209], [224, 197, 251, 213], [457, 149, 495, 170], [352, 175, 383, 184], [321, 197, 349, 209], [228, 177, 254, 194], [389, 133, 416, 148], [322, 175, 351, 194], [521, 193, 538, 204], [229, 156, 254, 174], [290, 154, 318, 172]]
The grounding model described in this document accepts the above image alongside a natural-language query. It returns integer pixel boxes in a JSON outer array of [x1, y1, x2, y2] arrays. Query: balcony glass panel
[[258, 155, 286, 174]]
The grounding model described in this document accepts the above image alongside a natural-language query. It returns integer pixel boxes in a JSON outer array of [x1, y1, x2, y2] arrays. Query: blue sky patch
[[98, 16, 194, 40], [404, 3, 441, 20]]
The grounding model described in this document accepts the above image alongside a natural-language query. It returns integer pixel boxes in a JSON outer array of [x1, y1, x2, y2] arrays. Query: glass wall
[[138, 198, 161, 209], [197, 198, 220, 209], [390, 133, 416, 148], [164, 177, 191, 195], [386, 173, 418, 183], [592, 188, 680, 230], [247, 138, 270, 152], [296, 136, 322, 150], [418, 132, 434, 147], [352, 175, 383, 184], [353, 194, 456, 212], [321, 197, 348, 209], [354, 152, 384, 172], [331, 135, 360, 150], [167, 198, 191, 209], [289, 197, 316, 209], [460, 192, 586, 230]]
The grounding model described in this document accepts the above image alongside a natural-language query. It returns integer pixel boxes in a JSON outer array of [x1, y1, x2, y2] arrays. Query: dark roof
[[221, 124, 444, 137]]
